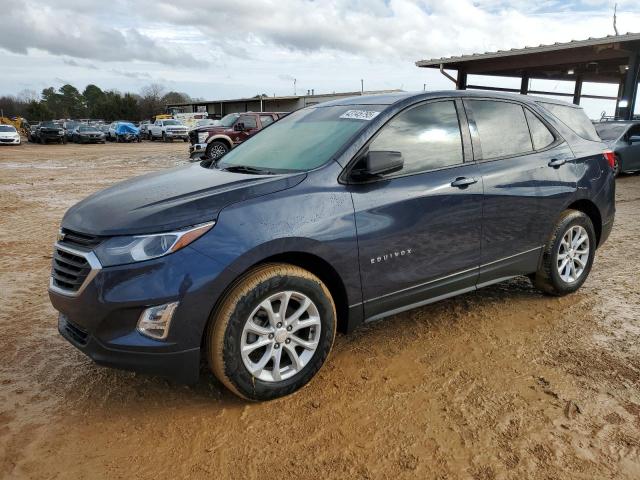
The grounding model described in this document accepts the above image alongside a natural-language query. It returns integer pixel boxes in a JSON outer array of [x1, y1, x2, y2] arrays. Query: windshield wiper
[[222, 165, 275, 175]]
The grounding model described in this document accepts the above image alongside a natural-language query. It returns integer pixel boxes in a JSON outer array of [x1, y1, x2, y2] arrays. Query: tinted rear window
[[539, 102, 600, 142], [467, 100, 532, 159]]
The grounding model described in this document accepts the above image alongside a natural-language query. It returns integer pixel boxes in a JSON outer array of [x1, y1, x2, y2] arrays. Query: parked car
[[98, 124, 110, 138], [0, 124, 21, 145], [149, 119, 189, 142], [64, 121, 79, 142], [72, 125, 106, 144], [594, 121, 640, 176], [189, 111, 285, 161], [49, 91, 615, 401], [27, 122, 39, 142], [139, 120, 151, 138], [108, 121, 140, 142], [36, 121, 66, 144]]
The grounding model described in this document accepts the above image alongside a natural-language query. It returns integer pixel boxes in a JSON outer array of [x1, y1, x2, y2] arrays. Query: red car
[[189, 111, 286, 160]]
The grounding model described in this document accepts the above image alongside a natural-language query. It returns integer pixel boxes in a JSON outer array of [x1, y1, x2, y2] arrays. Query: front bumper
[[165, 131, 188, 139], [189, 142, 207, 160], [49, 244, 233, 384]]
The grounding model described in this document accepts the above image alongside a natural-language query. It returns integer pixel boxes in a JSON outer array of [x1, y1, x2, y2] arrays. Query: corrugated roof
[[416, 32, 640, 67]]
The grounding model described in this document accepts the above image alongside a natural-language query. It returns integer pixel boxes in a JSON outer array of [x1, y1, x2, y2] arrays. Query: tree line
[[0, 84, 193, 122]]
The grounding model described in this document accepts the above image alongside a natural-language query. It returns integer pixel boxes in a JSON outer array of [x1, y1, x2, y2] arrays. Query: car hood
[[195, 125, 232, 134], [62, 163, 306, 236], [0, 132, 18, 137]]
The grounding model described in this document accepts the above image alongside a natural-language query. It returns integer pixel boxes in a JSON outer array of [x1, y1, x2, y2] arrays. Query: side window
[[260, 115, 274, 127], [239, 115, 257, 129], [467, 100, 532, 159], [368, 101, 463, 176], [538, 102, 599, 141], [525, 109, 555, 150]]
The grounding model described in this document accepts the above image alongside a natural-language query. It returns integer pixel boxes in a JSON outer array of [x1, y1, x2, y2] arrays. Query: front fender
[[206, 134, 234, 147]]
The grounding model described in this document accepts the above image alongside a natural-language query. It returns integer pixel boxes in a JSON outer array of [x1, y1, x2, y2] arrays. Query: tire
[[162, 133, 167, 142], [206, 263, 336, 401], [531, 209, 596, 296], [613, 154, 621, 177], [183, 137, 188, 143], [39, 137, 44, 144], [205, 140, 230, 161]]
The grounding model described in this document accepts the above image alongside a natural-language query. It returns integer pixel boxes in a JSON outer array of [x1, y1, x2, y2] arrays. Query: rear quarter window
[[538, 102, 600, 142]]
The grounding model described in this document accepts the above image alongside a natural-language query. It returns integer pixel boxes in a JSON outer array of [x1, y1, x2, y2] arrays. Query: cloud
[[0, 1, 202, 67], [139, 0, 640, 62]]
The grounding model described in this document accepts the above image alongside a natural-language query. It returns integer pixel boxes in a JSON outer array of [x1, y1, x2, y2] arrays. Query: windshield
[[163, 120, 182, 126], [217, 105, 385, 172], [41, 121, 60, 128], [594, 123, 629, 141], [79, 126, 97, 132], [219, 113, 240, 128], [0, 125, 16, 132]]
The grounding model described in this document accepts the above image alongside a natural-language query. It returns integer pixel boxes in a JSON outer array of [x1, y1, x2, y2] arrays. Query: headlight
[[94, 221, 215, 267]]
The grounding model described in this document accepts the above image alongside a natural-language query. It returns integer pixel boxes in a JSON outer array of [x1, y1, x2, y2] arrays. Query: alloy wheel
[[557, 225, 590, 283], [240, 291, 321, 382]]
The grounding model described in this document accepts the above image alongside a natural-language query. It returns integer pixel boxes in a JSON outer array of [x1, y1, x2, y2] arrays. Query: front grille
[[51, 248, 91, 292], [60, 228, 102, 248], [60, 316, 89, 345]]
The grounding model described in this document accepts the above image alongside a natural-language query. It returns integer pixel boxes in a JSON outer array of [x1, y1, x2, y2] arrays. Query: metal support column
[[456, 70, 468, 90], [520, 73, 529, 95], [620, 52, 640, 120], [573, 76, 583, 105]]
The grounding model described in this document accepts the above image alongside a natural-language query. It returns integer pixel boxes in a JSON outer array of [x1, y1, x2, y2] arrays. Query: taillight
[[603, 150, 616, 169]]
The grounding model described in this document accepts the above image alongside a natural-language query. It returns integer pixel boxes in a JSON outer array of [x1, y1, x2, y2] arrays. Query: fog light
[[137, 302, 179, 340]]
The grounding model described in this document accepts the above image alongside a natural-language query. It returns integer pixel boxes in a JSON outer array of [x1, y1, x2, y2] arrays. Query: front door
[[618, 124, 640, 171], [350, 100, 483, 321]]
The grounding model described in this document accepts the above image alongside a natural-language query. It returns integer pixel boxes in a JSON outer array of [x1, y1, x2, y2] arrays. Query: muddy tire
[[613, 154, 621, 177], [532, 209, 596, 296], [205, 140, 229, 161], [206, 263, 336, 401]]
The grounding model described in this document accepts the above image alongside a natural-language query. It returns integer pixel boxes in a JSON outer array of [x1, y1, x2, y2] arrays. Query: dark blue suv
[[49, 91, 615, 400]]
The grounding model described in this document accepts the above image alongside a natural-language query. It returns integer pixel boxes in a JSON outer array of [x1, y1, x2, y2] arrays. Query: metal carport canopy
[[415, 32, 640, 119]]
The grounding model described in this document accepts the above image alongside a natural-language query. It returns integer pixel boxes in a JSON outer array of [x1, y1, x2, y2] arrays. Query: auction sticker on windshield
[[339, 110, 381, 121]]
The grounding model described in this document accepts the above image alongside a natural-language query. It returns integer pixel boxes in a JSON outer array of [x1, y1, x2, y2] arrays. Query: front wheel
[[206, 264, 336, 401], [205, 140, 229, 161], [531, 210, 596, 296]]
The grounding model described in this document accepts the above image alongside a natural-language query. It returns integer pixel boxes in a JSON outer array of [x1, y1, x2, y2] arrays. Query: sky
[[1, 0, 639, 119]]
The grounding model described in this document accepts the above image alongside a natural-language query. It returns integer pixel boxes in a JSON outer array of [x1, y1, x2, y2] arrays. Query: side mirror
[[360, 150, 404, 176], [234, 123, 245, 131]]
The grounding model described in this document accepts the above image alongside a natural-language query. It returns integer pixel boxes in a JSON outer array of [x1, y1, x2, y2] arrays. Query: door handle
[[451, 177, 478, 188], [548, 158, 568, 168]]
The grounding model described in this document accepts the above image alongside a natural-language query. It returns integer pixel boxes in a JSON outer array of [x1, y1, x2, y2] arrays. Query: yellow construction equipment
[[0, 116, 29, 136]]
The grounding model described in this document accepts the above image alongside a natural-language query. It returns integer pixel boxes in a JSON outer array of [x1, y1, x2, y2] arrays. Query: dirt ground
[[1, 141, 639, 479]]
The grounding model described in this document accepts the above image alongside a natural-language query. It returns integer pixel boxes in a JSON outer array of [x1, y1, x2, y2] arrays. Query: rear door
[[464, 99, 576, 285], [350, 99, 483, 321]]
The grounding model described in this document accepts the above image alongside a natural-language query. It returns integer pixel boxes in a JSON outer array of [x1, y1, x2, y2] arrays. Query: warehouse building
[[166, 89, 402, 118]]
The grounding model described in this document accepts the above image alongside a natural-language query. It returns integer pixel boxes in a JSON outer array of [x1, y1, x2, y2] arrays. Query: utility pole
[[613, 3, 619, 35], [294, 78, 297, 96], [360, 79, 364, 94]]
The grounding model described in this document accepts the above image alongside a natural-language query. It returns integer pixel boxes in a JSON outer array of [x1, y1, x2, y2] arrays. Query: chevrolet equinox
[[49, 91, 615, 400]]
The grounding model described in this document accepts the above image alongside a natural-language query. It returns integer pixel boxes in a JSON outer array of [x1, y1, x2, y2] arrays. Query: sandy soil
[[1, 141, 640, 479]]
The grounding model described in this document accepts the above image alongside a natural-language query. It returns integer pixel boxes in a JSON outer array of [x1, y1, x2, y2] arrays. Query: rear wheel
[[206, 263, 336, 401], [531, 210, 596, 296], [205, 140, 229, 161], [613, 154, 621, 177]]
